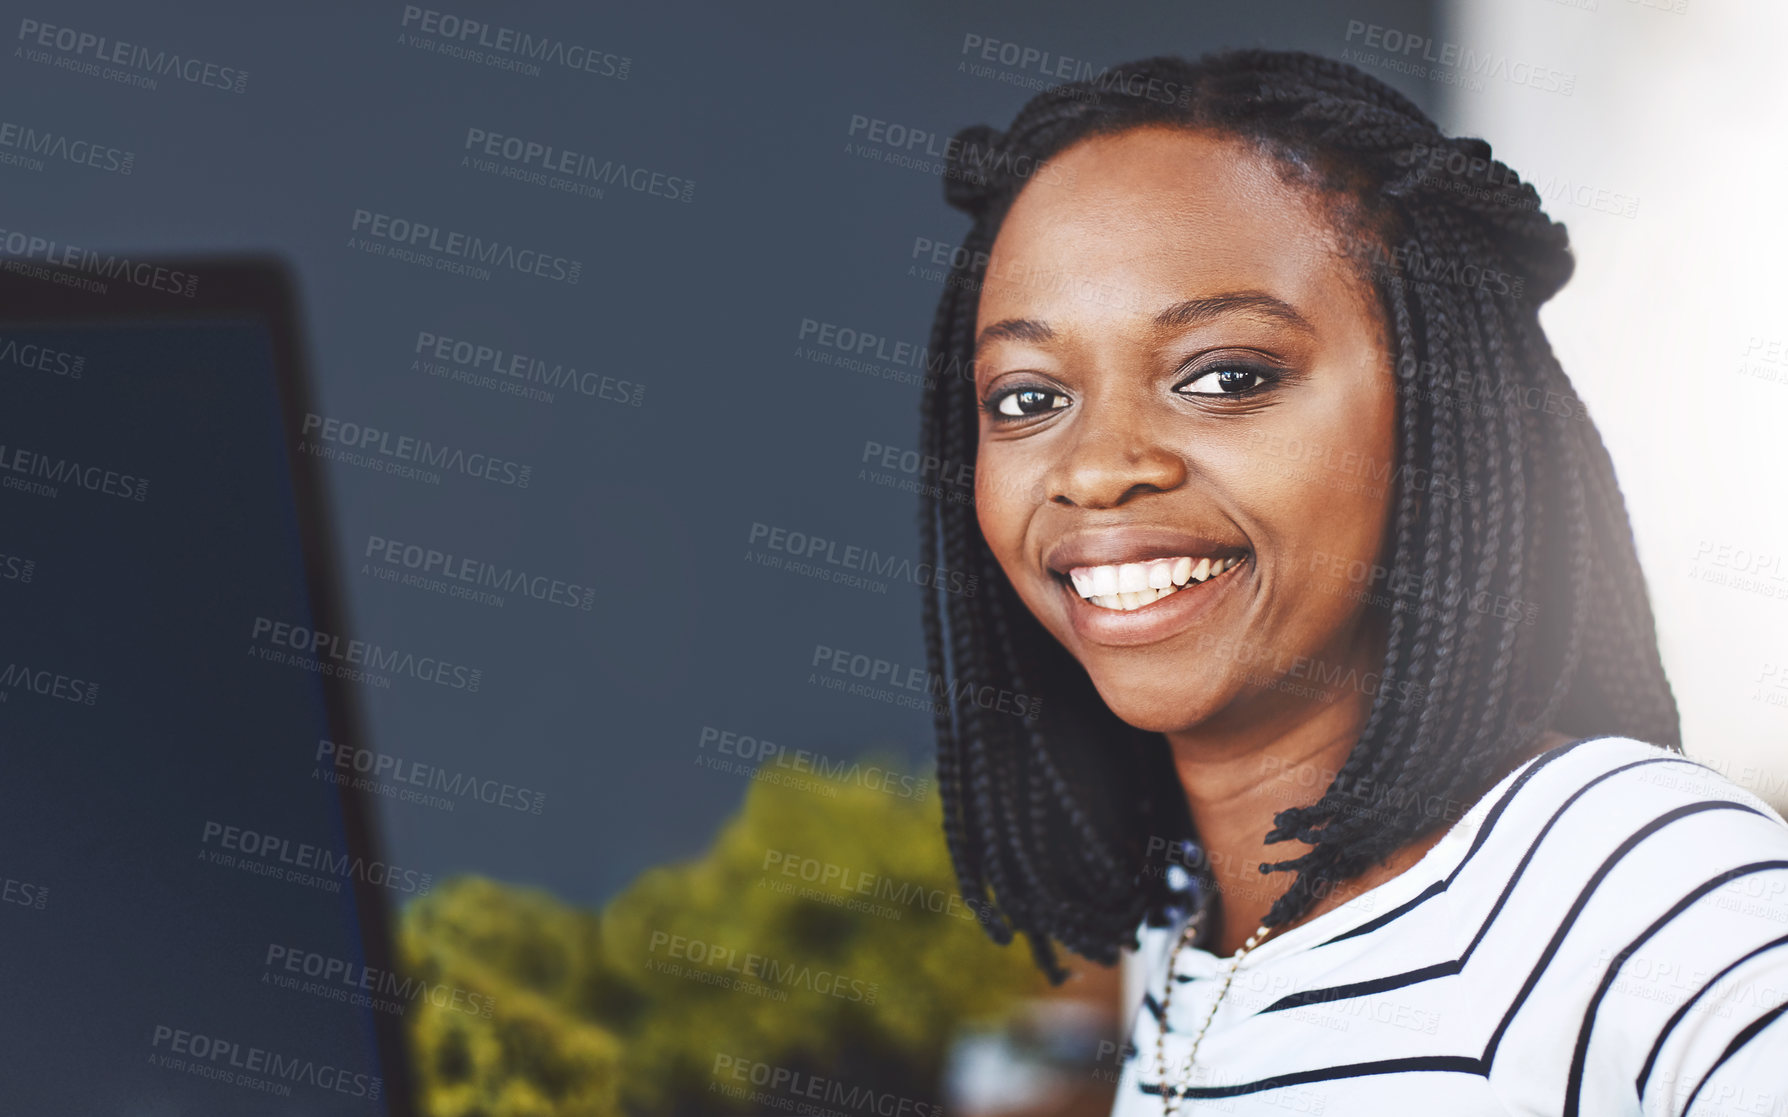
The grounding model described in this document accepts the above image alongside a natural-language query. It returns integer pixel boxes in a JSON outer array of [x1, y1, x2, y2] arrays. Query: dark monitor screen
[[0, 264, 410, 1115]]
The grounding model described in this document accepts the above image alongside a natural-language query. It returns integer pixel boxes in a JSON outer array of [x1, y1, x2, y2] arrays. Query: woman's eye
[[1179, 365, 1274, 396], [991, 387, 1069, 418]]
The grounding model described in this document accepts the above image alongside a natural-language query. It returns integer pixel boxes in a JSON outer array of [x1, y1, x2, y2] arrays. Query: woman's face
[[973, 126, 1398, 735]]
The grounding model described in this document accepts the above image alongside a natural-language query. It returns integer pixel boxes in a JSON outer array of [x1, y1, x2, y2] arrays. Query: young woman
[[916, 50, 1788, 1114]]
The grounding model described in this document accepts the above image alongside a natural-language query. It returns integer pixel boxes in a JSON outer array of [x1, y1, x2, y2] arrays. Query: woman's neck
[[1165, 695, 1570, 955]]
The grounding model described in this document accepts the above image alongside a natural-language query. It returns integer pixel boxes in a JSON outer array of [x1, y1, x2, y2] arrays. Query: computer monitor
[[0, 256, 415, 1115]]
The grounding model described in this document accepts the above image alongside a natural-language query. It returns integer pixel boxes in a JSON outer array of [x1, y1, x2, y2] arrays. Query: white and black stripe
[[1110, 736, 1788, 1115]]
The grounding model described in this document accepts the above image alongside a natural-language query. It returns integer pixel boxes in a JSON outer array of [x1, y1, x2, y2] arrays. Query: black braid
[[916, 49, 1681, 980]]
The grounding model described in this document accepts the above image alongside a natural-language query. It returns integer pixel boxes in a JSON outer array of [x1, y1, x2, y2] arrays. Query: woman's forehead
[[977, 129, 1361, 337]]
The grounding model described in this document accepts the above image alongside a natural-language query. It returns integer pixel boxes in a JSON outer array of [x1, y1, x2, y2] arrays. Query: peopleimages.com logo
[[315, 738, 547, 815], [147, 1025, 380, 1100], [0, 437, 148, 501], [0, 118, 133, 174], [412, 329, 645, 407], [264, 943, 495, 1018], [349, 209, 582, 285], [16, 17, 249, 93], [362, 533, 595, 611], [200, 819, 433, 895], [0, 226, 197, 296], [249, 616, 484, 692], [298, 412, 532, 489], [0, 333, 84, 379], [0, 660, 98, 706], [463, 127, 693, 203], [399, 6, 630, 79]]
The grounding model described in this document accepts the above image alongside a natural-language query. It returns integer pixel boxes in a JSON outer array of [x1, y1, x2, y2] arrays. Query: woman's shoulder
[[1499, 736, 1788, 1114], [1489, 733, 1788, 840], [1477, 734, 1788, 907], [1474, 733, 1788, 996], [1419, 735, 1787, 911]]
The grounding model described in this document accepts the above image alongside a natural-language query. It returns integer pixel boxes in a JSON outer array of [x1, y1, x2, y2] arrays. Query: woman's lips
[[1056, 554, 1249, 648]]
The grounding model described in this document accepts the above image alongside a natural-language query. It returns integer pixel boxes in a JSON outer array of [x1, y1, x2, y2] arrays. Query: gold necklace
[[1152, 917, 1275, 1115]]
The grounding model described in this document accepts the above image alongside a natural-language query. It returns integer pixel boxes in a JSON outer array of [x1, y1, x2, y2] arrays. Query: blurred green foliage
[[398, 755, 1049, 1116]]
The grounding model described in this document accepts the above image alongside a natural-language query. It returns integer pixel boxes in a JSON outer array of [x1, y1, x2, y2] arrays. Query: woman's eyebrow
[[974, 290, 1315, 354], [975, 317, 1056, 351], [1152, 291, 1316, 334]]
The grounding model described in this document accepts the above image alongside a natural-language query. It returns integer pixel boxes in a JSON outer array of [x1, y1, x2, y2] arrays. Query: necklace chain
[[1152, 917, 1275, 1115]]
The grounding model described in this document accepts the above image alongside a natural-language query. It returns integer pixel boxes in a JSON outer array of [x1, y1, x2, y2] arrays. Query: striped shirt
[[1110, 735, 1788, 1115]]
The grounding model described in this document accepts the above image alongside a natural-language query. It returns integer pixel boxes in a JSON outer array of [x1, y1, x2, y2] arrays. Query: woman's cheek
[[1303, 478, 1397, 625], [973, 447, 1026, 560]]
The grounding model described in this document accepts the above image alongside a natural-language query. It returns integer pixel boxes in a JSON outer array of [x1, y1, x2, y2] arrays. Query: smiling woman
[[915, 50, 1788, 1115]]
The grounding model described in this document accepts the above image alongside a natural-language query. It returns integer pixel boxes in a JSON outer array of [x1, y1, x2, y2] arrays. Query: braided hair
[[916, 50, 1682, 983]]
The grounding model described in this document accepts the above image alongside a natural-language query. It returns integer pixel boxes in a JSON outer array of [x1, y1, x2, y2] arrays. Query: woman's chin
[[1087, 676, 1229, 735]]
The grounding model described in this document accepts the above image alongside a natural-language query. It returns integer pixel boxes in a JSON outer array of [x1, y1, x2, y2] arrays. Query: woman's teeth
[[1066, 555, 1243, 611]]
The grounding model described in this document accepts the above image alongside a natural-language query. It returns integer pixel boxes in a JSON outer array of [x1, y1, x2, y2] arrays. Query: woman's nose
[[1042, 406, 1185, 509]]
